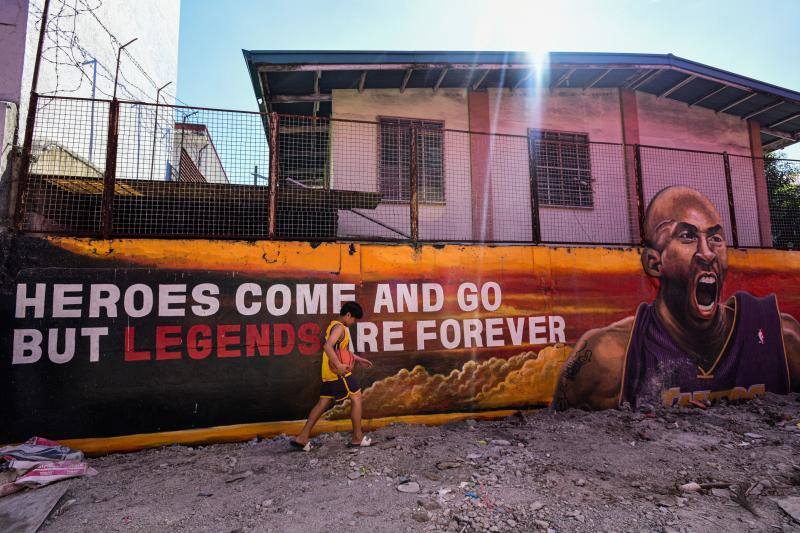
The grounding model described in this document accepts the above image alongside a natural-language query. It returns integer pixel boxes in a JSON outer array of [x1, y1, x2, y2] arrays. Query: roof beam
[[759, 126, 799, 141], [762, 138, 791, 151], [472, 69, 490, 90], [400, 68, 413, 92], [257, 72, 272, 113], [312, 70, 321, 117], [267, 94, 332, 103], [659, 74, 696, 98], [584, 68, 612, 90], [629, 69, 661, 90], [433, 68, 448, 93], [553, 68, 575, 88], [513, 69, 533, 90], [742, 100, 784, 121], [769, 112, 800, 129], [689, 84, 727, 107], [716, 92, 757, 113], [358, 70, 367, 93]]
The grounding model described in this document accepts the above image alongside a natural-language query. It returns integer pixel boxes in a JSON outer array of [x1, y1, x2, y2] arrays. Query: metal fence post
[[268, 112, 280, 239], [722, 152, 739, 248], [101, 99, 120, 238], [409, 126, 419, 242], [13, 0, 50, 230], [633, 144, 646, 245], [528, 144, 542, 244]]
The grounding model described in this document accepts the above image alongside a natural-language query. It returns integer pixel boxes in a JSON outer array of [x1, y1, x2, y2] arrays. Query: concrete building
[[243, 51, 800, 246], [0, 0, 181, 220]]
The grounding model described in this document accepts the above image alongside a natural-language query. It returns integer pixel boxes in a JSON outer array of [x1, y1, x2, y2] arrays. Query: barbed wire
[[28, 0, 187, 105]]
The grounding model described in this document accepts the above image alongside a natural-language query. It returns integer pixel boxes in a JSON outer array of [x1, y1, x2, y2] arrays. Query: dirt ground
[[39, 393, 800, 533]]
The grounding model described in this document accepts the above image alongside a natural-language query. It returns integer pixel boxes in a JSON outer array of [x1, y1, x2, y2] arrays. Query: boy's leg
[[295, 397, 333, 445], [350, 391, 364, 444]]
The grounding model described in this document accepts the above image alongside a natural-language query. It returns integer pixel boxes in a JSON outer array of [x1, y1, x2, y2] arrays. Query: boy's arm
[[324, 325, 347, 375], [353, 353, 373, 368]]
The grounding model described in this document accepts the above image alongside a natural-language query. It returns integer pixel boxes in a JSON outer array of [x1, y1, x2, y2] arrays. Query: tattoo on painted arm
[[552, 342, 593, 410]]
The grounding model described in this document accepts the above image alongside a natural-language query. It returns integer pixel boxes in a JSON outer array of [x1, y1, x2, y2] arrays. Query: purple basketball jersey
[[621, 292, 790, 408]]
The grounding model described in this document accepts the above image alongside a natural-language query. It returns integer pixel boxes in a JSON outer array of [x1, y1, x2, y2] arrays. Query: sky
[[176, 0, 800, 156]]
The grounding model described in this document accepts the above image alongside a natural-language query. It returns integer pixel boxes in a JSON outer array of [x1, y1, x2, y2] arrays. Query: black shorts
[[320, 374, 361, 402]]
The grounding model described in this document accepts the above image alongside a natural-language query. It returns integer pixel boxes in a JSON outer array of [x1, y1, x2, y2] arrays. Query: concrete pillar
[[467, 91, 494, 242], [747, 120, 773, 247], [619, 88, 642, 243]]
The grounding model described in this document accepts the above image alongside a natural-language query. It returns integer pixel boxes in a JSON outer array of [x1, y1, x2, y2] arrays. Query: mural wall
[[2, 189, 799, 444]]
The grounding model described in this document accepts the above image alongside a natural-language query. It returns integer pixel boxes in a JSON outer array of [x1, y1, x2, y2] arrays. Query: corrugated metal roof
[[242, 50, 800, 150]]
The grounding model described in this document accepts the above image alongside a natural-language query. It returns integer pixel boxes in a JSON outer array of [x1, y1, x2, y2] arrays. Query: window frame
[[528, 128, 594, 209], [377, 116, 446, 205]]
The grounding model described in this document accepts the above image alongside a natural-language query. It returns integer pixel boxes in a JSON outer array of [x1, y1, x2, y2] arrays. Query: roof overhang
[[243, 51, 800, 150]]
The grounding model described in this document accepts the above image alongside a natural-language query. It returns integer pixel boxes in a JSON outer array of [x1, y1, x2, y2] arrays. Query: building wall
[[328, 86, 763, 246], [0, 0, 29, 205], [635, 92, 760, 246], [331, 88, 472, 241], [484, 88, 629, 243]]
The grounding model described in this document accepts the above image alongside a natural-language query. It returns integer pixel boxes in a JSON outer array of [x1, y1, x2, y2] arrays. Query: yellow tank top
[[320, 320, 351, 382]]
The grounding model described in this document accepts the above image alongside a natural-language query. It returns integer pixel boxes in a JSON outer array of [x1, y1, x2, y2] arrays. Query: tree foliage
[[764, 152, 800, 249]]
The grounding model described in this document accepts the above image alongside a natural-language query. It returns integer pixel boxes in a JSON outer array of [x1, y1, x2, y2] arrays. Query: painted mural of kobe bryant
[[553, 186, 800, 411]]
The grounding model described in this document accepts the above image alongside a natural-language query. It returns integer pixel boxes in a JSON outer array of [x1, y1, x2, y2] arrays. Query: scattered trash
[[489, 439, 511, 446], [465, 491, 478, 498], [347, 471, 361, 480], [574, 478, 587, 487], [744, 432, 765, 440], [435, 461, 462, 470], [0, 437, 94, 499], [14, 461, 97, 488]]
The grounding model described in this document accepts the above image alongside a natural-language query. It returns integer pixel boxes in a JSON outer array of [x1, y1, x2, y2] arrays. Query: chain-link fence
[[15, 95, 800, 249]]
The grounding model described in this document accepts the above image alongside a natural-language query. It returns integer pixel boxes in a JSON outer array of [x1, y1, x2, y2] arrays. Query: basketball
[[329, 345, 355, 373]]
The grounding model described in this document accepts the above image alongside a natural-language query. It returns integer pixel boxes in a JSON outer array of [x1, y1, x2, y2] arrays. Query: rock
[[412, 510, 430, 522], [711, 488, 730, 498], [466, 453, 481, 460], [397, 482, 421, 493], [533, 521, 549, 531], [418, 499, 441, 510], [574, 478, 587, 487], [679, 482, 701, 493], [744, 432, 765, 439], [436, 461, 462, 470], [261, 499, 273, 507], [530, 501, 545, 512], [347, 471, 362, 480], [776, 496, 800, 524], [490, 439, 511, 446]]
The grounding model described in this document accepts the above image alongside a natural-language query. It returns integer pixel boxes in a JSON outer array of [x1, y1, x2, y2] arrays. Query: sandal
[[346, 436, 373, 448], [289, 439, 312, 452]]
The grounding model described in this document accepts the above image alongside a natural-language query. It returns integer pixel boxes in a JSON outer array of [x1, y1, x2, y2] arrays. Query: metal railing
[[13, 95, 800, 249]]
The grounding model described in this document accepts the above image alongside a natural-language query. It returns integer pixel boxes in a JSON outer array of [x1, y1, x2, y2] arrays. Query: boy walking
[[290, 302, 373, 451]]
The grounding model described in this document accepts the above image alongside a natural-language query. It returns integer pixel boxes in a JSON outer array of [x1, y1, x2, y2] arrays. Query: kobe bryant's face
[[654, 197, 729, 327]]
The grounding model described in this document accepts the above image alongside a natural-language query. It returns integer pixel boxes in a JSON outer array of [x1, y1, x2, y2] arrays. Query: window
[[379, 118, 444, 203], [278, 120, 330, 189], [528, 130, 593, 208]]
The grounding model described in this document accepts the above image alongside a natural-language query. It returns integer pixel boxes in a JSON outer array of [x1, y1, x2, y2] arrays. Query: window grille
[[529, 130, 593, 208]]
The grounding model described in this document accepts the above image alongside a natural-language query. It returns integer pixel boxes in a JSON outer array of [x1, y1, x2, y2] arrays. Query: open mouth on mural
[[693, 273, 718, 315]]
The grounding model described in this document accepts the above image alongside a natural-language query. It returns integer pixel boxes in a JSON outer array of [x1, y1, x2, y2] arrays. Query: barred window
[[529, 130, 593, 208], [379, 118, 444, 203]]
